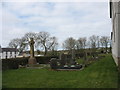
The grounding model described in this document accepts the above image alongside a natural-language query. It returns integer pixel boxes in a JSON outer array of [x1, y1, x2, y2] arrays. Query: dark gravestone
[[60, 53, 66, 66], [72, 49, 75, 60], [50, 58, 58, 69]]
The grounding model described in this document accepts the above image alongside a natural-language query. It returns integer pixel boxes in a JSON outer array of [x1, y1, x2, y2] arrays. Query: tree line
[[8, 31, 111, 56], [8, 32, 58, 56], [63, 35, 111, 55]]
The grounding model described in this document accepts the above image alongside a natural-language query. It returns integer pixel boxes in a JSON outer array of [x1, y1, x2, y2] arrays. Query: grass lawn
[[2, 54, 118, 88], [0, 71, 2, 89]]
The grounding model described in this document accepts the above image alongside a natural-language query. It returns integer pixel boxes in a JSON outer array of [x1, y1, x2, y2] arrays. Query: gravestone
[[59, 52, 62, 60], [28, 38, 37, 65], [72, 49, 75, 60], [70, 49, 75, 65], [60, 53, 66, 60], [60, 53, 66, 66]]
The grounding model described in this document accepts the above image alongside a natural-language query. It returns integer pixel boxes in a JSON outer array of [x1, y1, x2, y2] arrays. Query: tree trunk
[[44, 47, 47, 56], [106, 46, 107, 53], [105, 43, 108, 53]]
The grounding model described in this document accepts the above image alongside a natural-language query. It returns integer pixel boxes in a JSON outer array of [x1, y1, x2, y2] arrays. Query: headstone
[[69, 49, 75, 65], [72, 49, 75, 60], [59, 52, 62, 60], [50, 58, 58, 69], [61, 53, 66, 60], [28, 38, 37, 65], [60, 53, 66, 66]]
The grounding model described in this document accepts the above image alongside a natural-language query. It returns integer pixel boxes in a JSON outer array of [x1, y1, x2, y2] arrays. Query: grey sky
[[0, 0, 112, 49]]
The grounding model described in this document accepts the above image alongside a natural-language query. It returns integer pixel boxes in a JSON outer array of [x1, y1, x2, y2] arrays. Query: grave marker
[[28, 38, 37, 65]]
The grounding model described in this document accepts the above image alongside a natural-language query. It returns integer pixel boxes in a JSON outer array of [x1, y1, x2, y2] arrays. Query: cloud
[[0, 2, 2, 47], [2, 0, 109, 3], [1, 1, 112, 49]]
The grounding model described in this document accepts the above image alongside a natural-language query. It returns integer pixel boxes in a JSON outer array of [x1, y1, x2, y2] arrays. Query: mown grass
[[0, 71, 2, 89], [2, 54, 118, 88]]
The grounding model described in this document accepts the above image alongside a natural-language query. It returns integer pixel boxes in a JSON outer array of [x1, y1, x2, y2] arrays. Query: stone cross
[[28, 38, 37, 65], [29, 38, 35, 58]]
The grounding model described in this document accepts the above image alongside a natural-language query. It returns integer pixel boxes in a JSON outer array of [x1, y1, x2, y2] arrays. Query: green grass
[[0, 71, 2, 89], [2, 54, 118, 88]]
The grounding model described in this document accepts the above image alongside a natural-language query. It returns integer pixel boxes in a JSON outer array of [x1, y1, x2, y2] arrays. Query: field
[[2, 54, 118, 88]]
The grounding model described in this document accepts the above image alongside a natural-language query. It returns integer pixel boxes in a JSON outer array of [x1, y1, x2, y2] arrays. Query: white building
[[110, 0, 120, 68], [0, 46, 19, 59]]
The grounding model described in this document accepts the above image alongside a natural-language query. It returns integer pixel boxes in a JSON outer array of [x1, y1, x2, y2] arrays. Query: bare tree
[[50, 37, 59, 56], [8, 32, 58, 55], [77, 37, 87, 49], [100, 37, 104, 49], [36, 31, 58, 56], [89, 35, 98, 49], [8, 38, 26, 53], [24, 32, 37, 41], [22, 32, 37, 51], [96, 36, 100, 49], [9, 38, 21, 48], [63, 37, 76, 54], [19, 37, 29, 53], [50, 37, 58, 51], [100, 36, 110, 53], [9, 38, 22, 49]]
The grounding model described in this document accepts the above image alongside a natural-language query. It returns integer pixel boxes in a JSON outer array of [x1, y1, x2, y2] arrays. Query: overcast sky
[[0, 0, 112, 49]]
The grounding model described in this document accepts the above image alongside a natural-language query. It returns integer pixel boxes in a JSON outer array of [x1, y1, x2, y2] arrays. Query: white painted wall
[[118, 2, 120, 59], [0, 52, 19, 59], [111, 1, 120, 66], [2, 52, 6, 59]]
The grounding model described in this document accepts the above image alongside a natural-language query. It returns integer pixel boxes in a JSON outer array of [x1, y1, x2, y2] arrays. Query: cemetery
[[2, 38, 99, 71], [2, 54, 118, 88], [2, 38, 119, 88], [49, 55, 83, 71], [2, 0, 120, 88]]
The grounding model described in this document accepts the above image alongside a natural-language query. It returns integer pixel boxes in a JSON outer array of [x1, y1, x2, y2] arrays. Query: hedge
[[2, 57, 28, 71], [2, 56, 58, 71], [36, 56, 58, 64]]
